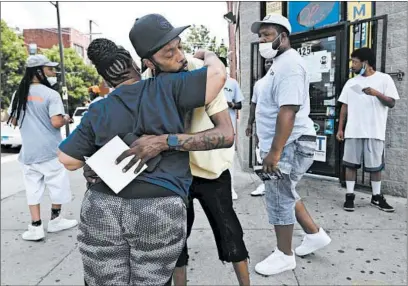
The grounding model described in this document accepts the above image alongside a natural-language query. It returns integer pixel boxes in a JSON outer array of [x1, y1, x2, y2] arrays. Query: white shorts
[[21, 158, 72, 205]]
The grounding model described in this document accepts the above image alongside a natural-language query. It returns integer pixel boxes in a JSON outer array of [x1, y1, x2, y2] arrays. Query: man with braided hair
[[7, 55, 77, 241], [58, 35, 230, 285]]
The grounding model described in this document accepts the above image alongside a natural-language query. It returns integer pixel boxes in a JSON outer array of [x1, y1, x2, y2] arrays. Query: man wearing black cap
[[76, 14, 238, 286], [121, 14, 250, 286]]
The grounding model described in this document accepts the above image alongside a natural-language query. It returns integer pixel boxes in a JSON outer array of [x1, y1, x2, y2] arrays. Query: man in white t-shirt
[[337, 48, 399, 213], [219, 57, 245, 200], [250, 14, 331, 276], [246, 58, 273, 196]]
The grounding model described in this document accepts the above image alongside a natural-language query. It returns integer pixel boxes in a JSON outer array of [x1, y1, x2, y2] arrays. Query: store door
[[291, 23, 348, 177], [248, 42, 264, 169]]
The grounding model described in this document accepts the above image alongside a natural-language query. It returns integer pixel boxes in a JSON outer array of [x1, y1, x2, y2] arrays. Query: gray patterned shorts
[[261, 137, 315, 225], [78, 190, 187, 286]]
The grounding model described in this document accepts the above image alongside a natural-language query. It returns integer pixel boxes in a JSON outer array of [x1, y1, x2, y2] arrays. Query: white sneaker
[[295, 227, 331, 256], [22, 224, 45, 241], [255, 247, 296, 276], [47, 216, 78, 233], [232, 188, 238, 200], [251, 184, 265, 196]]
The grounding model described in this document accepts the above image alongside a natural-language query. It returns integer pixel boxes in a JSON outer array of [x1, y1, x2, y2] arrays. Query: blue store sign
[[288, 2, 341, 34]]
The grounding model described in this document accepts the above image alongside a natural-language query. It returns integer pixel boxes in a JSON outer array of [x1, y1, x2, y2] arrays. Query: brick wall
[[23, 28, 71, 50], [70, 28, 90, 49], [376, 2, 408, 197], [23, 28, 90, 62]]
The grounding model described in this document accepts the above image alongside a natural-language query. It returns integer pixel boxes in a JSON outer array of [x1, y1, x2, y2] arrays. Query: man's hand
[[362, 87, 381, 97], [262, 152, 283, 179], [227, 102, 235, 109], [193, 49, 206, 60], [116, 135, 168, 174], [245, 124, 253, 137], [64, 114, 73, 124], [255, 134, 259, 147], [83, 164, 101, 184], [336, 130, 344, 141]]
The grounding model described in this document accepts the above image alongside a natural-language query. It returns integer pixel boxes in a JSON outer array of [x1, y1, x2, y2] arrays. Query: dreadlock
[[7, 66, 52, 127], [87, 38, 140, 87]]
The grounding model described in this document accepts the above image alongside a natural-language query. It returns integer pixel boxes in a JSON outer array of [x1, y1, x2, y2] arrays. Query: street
[[1, 155, 406, 285]]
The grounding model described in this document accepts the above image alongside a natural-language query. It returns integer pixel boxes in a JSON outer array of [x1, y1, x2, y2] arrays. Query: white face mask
[[47, 76, 57, 86], [259, 34, 282, 59]]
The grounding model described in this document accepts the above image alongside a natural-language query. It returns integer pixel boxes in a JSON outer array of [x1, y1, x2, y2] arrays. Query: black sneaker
[[343, 194, 355, 212], [371, 194, 395, 212]]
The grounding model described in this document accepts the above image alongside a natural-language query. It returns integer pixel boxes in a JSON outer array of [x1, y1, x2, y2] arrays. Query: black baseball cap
[[129, 14, 190, 59]]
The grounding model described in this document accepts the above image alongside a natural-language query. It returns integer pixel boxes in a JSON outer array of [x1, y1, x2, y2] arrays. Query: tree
[[43, 46, 101, 114], [182, 24, 228, 58], [0, 20, 27, 108]]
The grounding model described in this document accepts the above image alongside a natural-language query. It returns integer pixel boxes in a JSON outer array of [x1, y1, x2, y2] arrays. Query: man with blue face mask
[[250, 14, 331, 275], [337, 48, 399, 213]]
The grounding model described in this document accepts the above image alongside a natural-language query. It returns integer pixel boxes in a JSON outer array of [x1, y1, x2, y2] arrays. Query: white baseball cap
[[251, 13, 292, 34], [26, 54, 59, 68]]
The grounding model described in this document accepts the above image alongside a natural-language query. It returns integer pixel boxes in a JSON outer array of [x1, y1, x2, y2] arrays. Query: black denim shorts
[[176, 170, 249, 267]]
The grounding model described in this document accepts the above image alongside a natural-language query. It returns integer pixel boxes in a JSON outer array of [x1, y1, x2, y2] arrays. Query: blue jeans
[[261, 137, 315, 225]]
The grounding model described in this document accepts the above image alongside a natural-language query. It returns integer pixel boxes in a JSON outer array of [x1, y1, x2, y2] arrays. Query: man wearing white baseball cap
[[7, 54, 77, 241], [250, 14, 331, 275]]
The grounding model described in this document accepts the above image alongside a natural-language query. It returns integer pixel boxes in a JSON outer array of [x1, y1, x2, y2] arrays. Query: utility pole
[[51, 1, 70, 136], [89, 20, 93, 42], [89, 20, 100, 42]]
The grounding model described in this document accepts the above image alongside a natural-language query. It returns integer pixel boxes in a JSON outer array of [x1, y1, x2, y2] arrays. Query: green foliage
[[182, 24, 228, 57], [0, 20, 100, 114], [43, 46, 101, 113], [0, 20, 27, 108]]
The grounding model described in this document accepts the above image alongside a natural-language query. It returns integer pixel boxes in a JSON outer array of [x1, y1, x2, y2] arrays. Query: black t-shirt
[[59, 67, 208, 200]]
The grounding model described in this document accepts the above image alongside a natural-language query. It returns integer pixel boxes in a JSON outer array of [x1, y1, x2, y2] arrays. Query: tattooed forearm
[[176, 129, 233, 151]]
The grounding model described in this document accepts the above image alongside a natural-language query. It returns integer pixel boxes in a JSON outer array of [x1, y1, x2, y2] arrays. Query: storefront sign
[[297, 45, 312, 56], [347, 2, 373, 77], [298, 49, 332, 82], [288, 2, 341, 34], [348, 2, 372, 48], [314, 135, 327, 162], [266, 1, 283, 15], [324, 119, 335, 135]]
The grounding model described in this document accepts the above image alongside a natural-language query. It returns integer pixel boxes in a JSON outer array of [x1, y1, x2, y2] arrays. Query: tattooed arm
[[174, 109, 234, 151], [116, 109, 234, 172]]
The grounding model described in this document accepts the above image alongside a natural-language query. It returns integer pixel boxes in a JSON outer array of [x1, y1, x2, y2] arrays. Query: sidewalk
[[1, 159, 407, 285]]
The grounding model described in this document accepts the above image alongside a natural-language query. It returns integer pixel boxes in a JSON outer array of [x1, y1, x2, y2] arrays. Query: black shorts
[[175, 170, 249, 267]]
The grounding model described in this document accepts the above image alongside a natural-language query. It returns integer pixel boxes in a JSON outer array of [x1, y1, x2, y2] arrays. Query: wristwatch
[[167, 134, 179, 151]]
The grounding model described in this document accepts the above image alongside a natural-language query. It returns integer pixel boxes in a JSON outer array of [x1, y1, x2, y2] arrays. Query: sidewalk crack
[[293, 269, 301, 286], [35, 244, 78, 285]]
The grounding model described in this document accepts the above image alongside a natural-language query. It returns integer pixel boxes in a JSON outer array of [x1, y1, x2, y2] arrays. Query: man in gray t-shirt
[[7, 55, 77, 242], [251, 14, 331, 276]]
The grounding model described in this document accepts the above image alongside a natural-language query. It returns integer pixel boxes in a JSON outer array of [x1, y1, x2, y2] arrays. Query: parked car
[[1, 122, 22, 148], [71, 106, 88, 131], [1, 115, 72, 148]]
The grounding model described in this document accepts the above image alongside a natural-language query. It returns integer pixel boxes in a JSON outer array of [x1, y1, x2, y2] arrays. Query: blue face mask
[[359, 63, 366, 75]]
